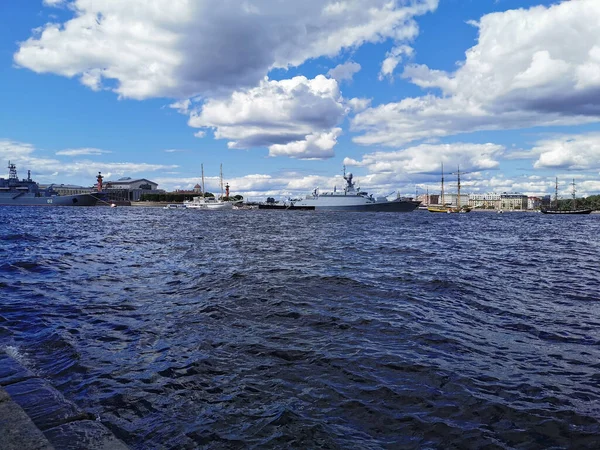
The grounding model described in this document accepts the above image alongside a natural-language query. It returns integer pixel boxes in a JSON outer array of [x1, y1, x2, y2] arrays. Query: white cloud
[[16, 0, 438, 100], [347, 97, 371, 112], [193, 131, 206, 138], [327, 61, 361, 82], [353, 0, 600, 146], [343, 142, 505, 175], [168, 99, 191, 115], [268, 128, 342, 159], [43, 0, 66, 6], [55, 148, 111, 156], [0, 139, 175, 185], [379, 45, 414, 80], [189, 75, 345, 159], [533, 133, 600, 170]]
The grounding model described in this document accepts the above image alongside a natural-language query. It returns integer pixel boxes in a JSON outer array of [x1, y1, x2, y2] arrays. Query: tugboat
[[541, 178, 593, 215], [0, 162, 98, 206], [294, 167, 420, 212]]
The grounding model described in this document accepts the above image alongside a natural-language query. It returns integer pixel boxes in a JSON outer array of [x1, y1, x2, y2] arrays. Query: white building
[[469, 193, 501, 209], [469, 192, 528, 210], [500, 193, 528, 210], [104, 177, 163, 201]]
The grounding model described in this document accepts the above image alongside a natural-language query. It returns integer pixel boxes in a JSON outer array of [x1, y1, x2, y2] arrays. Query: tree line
[[556, 195, 600, 211]]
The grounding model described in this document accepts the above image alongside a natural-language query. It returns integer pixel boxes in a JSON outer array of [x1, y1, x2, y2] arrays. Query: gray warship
[[0, 162, 98, 206], [294, 168, 420, 212]]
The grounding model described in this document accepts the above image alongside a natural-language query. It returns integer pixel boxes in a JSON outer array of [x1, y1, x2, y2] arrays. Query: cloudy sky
[[2, 0, 600, 199]]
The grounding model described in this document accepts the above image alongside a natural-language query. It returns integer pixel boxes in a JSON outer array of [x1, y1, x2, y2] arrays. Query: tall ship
[[293, 168, 420, 212], [428, 164, 471, 213], [541, 178, 592, 215], [0, 162, 98, 206]]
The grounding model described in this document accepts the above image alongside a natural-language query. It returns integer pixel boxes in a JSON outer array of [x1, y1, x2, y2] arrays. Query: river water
[[1, 207, 599, 449]]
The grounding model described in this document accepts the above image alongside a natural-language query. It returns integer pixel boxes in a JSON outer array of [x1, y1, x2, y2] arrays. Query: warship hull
[[311, 200, 420, 212], [0, 193, 98, 206], [295, 197, 420, 212]]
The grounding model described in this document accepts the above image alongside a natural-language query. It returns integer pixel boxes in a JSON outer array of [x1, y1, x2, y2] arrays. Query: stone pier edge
[[0, 352, 128, 450]]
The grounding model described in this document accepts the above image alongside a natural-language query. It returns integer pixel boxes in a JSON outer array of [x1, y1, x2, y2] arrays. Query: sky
[[2, 0, 600, 201]]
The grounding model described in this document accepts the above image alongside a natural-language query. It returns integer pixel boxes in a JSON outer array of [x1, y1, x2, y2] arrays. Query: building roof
[[105, 178, 157, 185]]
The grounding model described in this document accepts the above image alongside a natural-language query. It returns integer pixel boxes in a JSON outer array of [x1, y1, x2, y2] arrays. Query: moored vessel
[[0, 162, 98, 206], [294, 168, 419, 212], [541, 178, 593, 215], [184, 164, 239, 210]]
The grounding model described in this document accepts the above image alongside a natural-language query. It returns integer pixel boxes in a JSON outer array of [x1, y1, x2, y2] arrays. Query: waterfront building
[[442, 193, 470, 208], [101, 177, 164, 202], [500, 193, 528, 210], [469, 192, 527, 210], [527, 196, 543, 210], [469, 193, 501, 209]]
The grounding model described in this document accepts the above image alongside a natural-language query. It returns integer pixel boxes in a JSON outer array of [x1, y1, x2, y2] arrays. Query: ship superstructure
[[0, 162, 98, 206], [294, 167, 420, 212]]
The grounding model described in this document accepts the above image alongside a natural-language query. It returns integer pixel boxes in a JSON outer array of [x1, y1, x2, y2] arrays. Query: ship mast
[[8, 161, 17, 180], [554, 177, 559, 209], [571, 178, 577, 211], [456, 165, 461, 209], [201, 164, 205, 199], [441, 163, 445, 206], [220, 163, 224, 200]]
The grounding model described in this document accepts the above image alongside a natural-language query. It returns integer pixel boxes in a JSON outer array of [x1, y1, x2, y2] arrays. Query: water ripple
[[1, 207, 600, 448]]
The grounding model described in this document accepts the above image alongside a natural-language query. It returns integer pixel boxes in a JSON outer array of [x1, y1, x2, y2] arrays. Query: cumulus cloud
[[327, 61, 361, 82], [379, 45, 414, 80], [532, 133, 600, 170], [353, 0, 600, 146], [189, 75, 345, 159], [15, 0, 438, 100], [0, 139, 176, 184], [43, 0, 66, 6], [55, 148, 111, 156], [153, 171, 344, 198], [343, 142, 504, 174], [169, 99, 191, 115], [347, 97, 371, 112]]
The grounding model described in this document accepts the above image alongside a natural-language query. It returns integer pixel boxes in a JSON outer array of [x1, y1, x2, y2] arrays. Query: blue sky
[[1, 0, 600, 200]]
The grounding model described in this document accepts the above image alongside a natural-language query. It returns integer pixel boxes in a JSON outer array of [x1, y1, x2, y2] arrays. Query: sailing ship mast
[[441, 163, 445, 206], [220, 163, 224, 200], [554, 177, 559, 210], [456, 165, 461, 209], [571, 178, 577, 211], [201, 164, 205, 199]]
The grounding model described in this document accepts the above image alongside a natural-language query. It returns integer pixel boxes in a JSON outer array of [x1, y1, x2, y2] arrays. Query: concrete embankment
[[0, 353, 128, 450]]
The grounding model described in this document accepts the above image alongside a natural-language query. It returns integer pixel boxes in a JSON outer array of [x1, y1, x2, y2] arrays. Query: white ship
[[184, 163, 237, 210], [294, 168, 420, 212]]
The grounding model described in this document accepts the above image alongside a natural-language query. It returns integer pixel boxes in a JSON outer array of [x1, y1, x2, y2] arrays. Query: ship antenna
[[8, 161, 18, 180]]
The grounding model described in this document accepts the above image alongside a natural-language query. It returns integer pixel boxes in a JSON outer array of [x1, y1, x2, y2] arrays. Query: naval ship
[[0, 162, 98, 206], [294, 168, 420, 212]]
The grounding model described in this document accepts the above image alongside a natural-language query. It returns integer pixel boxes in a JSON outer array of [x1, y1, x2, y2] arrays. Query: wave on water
[[1, 208, 600, 448]]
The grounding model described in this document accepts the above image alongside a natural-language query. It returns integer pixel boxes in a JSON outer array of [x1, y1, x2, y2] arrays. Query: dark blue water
[[1, 207, 600, 449]]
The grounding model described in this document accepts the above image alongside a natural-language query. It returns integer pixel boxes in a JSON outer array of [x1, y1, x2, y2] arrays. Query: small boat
[[164, 203, 187, 209], [541, 178, 593, 215], [184, 164, 237, 210]]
